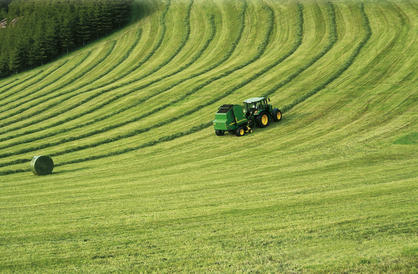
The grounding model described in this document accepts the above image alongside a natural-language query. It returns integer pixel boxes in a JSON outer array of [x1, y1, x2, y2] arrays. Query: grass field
[[1, 0, 417, 272]]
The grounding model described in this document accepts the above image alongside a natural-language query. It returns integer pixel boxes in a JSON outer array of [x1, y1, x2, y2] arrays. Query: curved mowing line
[[0, 30, 142, 139], [262, 1, 337, 98], [0, 0, 172, 134], [281, 2, 372, 113], [0, 41, 116, 126], [0, 59, 70, 111], [75, 0, 174, 91], [0, 2, 295, 168], [0, 11, 216, 149], [0, 70, 45, 98], [0, 78, 19, 90], [0, 0, 257, 168], [0, 28, 142, 114], [0, 119, 199, 176], [0, 2, 305, 175], [0, 0, 234, 148], [360, 1, 410, 85], [0, 5, 242, 159], [105, 2, 372, 168], [0, 78, 20, 92], [49, 1, 375, 171], [0, 50, 92, 123], [13, 0, 173, 121]]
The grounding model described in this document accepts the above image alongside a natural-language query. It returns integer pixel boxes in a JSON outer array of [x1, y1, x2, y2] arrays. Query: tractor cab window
[[243, 102, 253, 112], [244, 100, 264, 112], [249, 102, 259, 109]]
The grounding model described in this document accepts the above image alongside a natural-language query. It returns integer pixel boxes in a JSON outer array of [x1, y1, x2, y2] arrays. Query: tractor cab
[[243, 97, 271, 116]]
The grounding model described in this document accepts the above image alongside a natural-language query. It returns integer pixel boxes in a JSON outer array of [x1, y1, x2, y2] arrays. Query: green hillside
[[1, 0, 417, 272]]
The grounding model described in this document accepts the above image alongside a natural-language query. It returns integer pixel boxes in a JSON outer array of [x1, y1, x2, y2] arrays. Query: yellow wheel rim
[[262, 114, 268, 125], [277, 112, 282, 120], [240, 129, 244, 135]]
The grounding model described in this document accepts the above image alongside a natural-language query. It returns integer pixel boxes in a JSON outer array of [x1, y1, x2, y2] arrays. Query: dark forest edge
[[0, 0, 133, 79]]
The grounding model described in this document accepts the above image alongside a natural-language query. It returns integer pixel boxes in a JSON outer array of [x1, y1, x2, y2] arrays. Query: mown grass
[[394, 132, 418, 145], [1, 0, 417, 272]]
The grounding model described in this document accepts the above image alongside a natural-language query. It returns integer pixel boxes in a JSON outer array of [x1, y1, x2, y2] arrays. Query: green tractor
[[213, 97, 282, 136]]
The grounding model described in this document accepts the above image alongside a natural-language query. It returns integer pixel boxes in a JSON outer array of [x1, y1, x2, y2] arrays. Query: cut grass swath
[[0, 51, 93, 120], [0, 78, 19, 90], [281, 2, 371, 113], [0, 70, 45, 100], [0, 30, 143, 145], [0, 28, 142, 120], [42, 2, 375, 170], [0, 41, 117, 126], [0, 60, 70, 111], [0, 51, 92, 126], [0, 12, 216, 150], [0, 2, 345, 175], [0, 1, 232, 148], [263, 1, 337, 98], [0, 2, 293, 168], [0, 0, 171, 134]]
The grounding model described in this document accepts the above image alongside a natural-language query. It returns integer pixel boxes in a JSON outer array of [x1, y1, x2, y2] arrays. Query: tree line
[[0, 0, 132, 78]]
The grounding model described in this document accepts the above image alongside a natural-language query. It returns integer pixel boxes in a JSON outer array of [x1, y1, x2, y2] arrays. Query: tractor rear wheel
[[215, 130, 225, 136], [256, 113, 270, 128], [272, 108, 282, 122], [235, 127, 245, 137]]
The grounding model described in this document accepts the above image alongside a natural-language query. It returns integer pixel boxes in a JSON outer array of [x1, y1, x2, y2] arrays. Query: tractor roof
[[243, 97, 266, 103]]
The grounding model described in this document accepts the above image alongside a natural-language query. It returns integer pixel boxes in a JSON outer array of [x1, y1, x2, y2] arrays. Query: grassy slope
[[0, 0, 417, 272]]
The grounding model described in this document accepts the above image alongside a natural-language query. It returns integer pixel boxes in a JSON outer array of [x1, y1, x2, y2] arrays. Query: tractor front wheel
[[235, 127, 245, 137], [215, 130, 225, 136], [256, 113, 270, 128]]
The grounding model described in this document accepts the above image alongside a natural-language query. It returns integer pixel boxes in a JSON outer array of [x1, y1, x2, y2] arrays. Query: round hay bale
[[30, 155, 54, 175]]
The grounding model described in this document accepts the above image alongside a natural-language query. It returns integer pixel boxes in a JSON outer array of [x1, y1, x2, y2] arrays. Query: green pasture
[[1, 0, 417, 272]]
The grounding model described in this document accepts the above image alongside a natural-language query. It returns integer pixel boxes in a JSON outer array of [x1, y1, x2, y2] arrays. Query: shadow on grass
[[51, 167, 92, 175], [393, 132, 418, 145], [131, 0, 162, 23]]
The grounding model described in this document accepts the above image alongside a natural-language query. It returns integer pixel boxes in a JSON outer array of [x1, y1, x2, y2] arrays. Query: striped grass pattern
[[1, 0, 417, 272]]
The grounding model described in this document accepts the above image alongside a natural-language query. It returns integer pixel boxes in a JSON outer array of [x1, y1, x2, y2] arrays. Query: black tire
[[272, 108, 282, 122], [255, 113, 270, 128], [235, 127, 245, 137], [215, 130, 225, 136]]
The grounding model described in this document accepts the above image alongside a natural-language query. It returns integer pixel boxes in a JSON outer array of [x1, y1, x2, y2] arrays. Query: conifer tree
[[100, 1, 113, 35], [0, 8, 7, 20], [76, 7, 92, 46], [0, 46, 10, 77], [44, 13, 59, 60], [30, 24, 48, 66], [91, 1, 102, 39], [9, 42, 22, 74], [113, 0, 131, 28], [60, 5, 76, 53], [0, 0, 133, 78]]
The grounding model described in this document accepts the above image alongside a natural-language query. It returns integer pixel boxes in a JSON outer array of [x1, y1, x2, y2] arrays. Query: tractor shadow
[[271, 112, 312, 127], [248, 111, 312, 134]]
